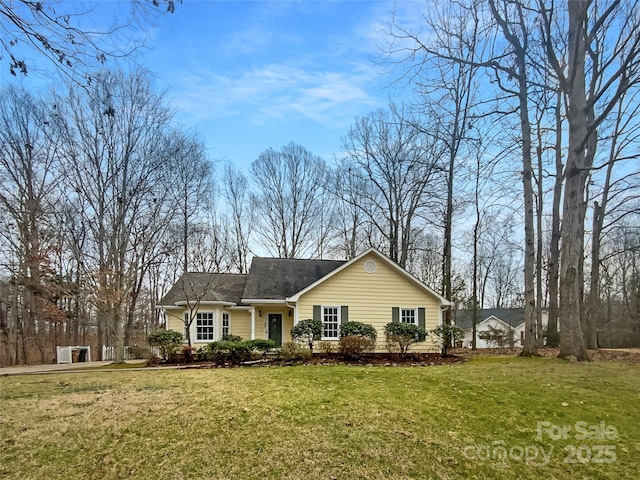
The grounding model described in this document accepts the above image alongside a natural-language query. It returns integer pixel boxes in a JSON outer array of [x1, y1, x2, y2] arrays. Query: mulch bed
[[306, 352, 464, 366], [154, 352, 465, 369]]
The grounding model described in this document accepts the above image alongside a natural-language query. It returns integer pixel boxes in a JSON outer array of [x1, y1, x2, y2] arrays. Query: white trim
[[222, 312, 230, 337], [474, 315, 514, 331], [193, 311, 218, 342], [286, 248, 450, 305], [250, 307, 256, 340], [241, 299, 287, 305], [175, 300, 234, 306], [227, 305, 251, 310], [321, 305, 341, 340], [400, 307, 419, 325], [156, 305, 182, 310]]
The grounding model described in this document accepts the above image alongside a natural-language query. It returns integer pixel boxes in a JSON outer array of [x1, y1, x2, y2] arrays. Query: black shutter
[[418, 308, 426, 329], [341, 306, 349, 324], [313, 305, 321, 322], [392, 307, 399, 323]]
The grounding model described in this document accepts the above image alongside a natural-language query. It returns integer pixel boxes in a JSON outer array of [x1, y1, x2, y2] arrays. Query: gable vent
[[364, 260, 377, 273]]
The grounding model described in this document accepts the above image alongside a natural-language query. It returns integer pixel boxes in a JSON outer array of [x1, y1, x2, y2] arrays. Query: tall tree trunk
[[558, 0, 589, 361], [536, 143, 544, 347], [547, 92, 563, 347], [442, 151, 454, 326], [517, 58, 538, 357]]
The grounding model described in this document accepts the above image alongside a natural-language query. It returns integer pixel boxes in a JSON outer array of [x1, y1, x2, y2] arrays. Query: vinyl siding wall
[[297, 252, 442, 352], [165, 307, 253, 346]]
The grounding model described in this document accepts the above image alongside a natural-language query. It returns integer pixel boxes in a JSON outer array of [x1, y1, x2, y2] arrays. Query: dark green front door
[[268, 314, 283, 347]]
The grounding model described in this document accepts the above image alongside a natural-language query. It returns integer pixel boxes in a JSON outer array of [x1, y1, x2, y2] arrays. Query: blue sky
[[1, 0, 426, 171], [0, 0, 425, 170], [140, 0, 421, 169]]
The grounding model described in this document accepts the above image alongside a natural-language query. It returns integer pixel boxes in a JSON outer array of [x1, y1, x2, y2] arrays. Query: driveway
[[0, 360, 143, 376]]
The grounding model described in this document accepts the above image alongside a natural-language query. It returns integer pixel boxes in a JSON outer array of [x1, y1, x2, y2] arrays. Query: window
[[222, 312, 230, 337], [401, 308, 417, 325], [196, 312, 215, 341], [322, 306, 340, 339]]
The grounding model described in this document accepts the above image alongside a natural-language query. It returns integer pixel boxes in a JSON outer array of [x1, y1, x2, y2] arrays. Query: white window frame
[[400, 307, 418, 325], [321, 305, 340, 340], [195, 312, 216, 341], [222, 312, 230, 337]]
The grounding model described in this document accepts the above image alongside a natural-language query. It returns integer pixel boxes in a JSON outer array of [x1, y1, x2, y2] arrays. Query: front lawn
[[1, 357, 638, 479]]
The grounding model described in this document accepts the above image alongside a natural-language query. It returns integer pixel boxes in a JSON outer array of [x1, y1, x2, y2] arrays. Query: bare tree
[[1, 0, 178, 80], [546, 90, 565, 347], [223, 163, 253, 273], [250, 142, 329, 259], [331, 159, 375, 260], [165, 129, 212, 275], [586, 89, 640, 347], [0, 85, 64, 364], [385, 0, 540, 353], [385, 0, 482, 321], [57, 69, 176, 363], [341, 104, 444, 267], [539, 0, 640, 360]]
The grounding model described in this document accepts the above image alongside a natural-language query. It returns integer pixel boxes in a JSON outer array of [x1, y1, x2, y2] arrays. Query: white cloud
[[170, 61, 383, 130]]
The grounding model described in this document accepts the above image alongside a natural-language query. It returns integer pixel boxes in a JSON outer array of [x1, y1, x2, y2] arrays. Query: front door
[[268, 314, 283, 347]]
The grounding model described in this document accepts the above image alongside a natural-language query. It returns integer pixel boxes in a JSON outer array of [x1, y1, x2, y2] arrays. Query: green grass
[[1, 358, 638, 479]]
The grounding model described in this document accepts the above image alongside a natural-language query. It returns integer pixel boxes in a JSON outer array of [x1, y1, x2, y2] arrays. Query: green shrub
[[339, 321, 377, 341], [196, 346, 209, 362], [207, 341, 252, 365], [222, 334, 243, 342], [338, 335, 375, 359], [278, 341, 312, 362], [246, 339, 276, 355], [147, 329, 184, 360], [290, 318, 323, 352], [544, 327, 560, 347], [384, 322, 427, 357], [429, 324, 465, 356]]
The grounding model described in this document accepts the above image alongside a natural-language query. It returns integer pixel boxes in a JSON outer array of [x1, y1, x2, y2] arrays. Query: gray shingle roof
[[454, 308, 525, 329], [159, 273, 248, 306], [241, 257, 346, 300]]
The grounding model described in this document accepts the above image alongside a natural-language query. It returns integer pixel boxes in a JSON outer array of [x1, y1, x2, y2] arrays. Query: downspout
[[285, 300, 298, 325], [439, 305, 448, 326]]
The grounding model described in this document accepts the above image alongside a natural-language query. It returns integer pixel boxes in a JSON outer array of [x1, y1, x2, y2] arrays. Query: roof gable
[[454, 308, 525, 329], [241, 257, 346, 300], [287, 248, 450, 305]]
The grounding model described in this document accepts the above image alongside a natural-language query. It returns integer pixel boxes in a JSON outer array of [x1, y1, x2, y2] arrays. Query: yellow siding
[[228, 309, 252, 340], [166, 309, 186, 336], [297, 252, 442, 352], [164, 306, 254, 347]]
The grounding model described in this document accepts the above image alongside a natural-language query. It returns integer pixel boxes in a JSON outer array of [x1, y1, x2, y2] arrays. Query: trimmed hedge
[[339, 321, 377, 341]]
